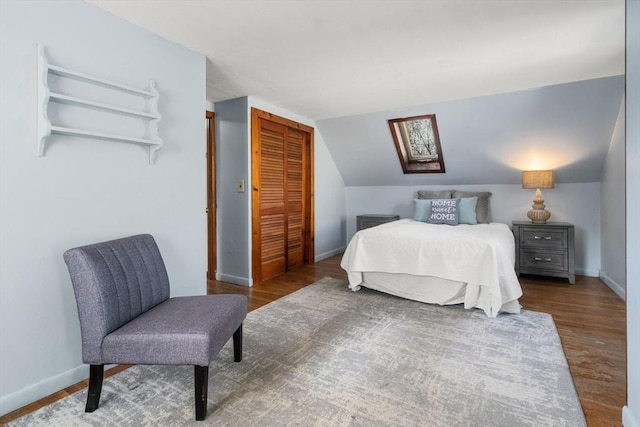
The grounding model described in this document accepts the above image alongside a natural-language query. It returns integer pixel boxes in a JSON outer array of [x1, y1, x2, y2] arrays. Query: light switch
[[236, 179, 245, 193]]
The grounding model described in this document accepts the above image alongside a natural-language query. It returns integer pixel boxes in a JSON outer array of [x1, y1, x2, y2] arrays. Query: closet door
[[256, 119, 287, 282], [251, 108, 314, 284], [286, 128, 305, 270]]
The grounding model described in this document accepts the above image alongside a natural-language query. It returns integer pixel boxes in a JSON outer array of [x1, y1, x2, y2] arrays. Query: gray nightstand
[[512, 221, 575, 284], [357, 214, 400, 231]]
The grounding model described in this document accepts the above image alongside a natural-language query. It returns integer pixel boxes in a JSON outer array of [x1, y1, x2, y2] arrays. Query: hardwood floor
[[207, 255, 346, 311], [518, 274, 626, 426], [0, 255, 626, 426]]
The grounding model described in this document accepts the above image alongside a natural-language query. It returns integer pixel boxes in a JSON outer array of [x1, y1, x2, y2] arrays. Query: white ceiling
[[86, 0, 625, 120]]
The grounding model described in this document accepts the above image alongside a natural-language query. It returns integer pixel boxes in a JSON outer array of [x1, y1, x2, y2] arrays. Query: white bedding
[[340, 219, 522, 317]]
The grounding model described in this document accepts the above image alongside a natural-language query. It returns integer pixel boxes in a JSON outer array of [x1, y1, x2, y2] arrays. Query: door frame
[[206, 110, 217, 281], [250, 108, 315, 284]]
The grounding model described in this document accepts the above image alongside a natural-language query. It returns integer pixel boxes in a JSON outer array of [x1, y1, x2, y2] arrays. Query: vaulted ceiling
[[85, 0, 626, 186], [317, 76, 625, 185], [86, 0, 625, 121]]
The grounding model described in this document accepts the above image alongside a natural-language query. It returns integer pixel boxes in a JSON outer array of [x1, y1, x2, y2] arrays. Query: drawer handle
[[533, 236, 552, 240], [534, 257, 553, 262]]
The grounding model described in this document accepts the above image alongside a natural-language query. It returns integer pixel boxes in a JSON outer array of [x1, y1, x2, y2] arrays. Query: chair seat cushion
[[102, 295, 247, 366]]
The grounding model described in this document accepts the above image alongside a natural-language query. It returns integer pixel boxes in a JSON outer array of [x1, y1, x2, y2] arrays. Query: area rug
[[9, 277, 585, 426]]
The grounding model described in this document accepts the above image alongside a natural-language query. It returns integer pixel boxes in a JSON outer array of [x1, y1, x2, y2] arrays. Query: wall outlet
[[236, 179, 245, 193]]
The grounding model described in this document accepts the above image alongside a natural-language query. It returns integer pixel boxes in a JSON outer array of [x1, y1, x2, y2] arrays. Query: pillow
[[453, 191, 492, 224], [427, 198, 460, 225], [458, 197, 478, 225], [416, 190, 453, 200], [413, 199, 432, 222]]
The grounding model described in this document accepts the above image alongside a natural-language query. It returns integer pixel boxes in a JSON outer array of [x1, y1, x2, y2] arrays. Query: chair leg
[[233, 323, 243, 362], [85, 364, 104, 412], [194, 365, 209, 421]]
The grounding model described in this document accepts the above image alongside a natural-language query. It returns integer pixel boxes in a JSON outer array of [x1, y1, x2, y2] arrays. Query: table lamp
[[522, 170, 554, 224]]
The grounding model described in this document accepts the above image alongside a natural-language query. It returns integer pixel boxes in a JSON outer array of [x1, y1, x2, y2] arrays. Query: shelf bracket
[[37, 45, 51, 156], [148, 80, 162, 165]]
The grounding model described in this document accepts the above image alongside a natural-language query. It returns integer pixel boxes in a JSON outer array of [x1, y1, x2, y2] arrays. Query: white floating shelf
[[47, 64, 155, 98], [37, 45, 162, 164], [49, 93, 160, 120], [50, 126, 161, 146]]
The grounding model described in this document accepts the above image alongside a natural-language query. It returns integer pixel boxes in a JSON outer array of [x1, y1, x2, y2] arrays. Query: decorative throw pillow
[[413, 199, 432, 222], [452, 191, 492, 224], [458, 197, 478, 225], [427, 198, 460, 225], [416, 190, 453, 200]]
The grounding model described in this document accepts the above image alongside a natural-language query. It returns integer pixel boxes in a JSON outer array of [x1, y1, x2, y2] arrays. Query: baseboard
[[624, 406, 640, 427], [576, 268, 599, 277], [214, 249, 347, 284], [215, 272, 252, 287], [599, 271, 626, 300], [0, 364, 88, 416], [314, 246, 346, 263]]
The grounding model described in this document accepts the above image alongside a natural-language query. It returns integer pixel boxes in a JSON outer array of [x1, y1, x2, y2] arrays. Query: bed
[[340, 218, 523, 317]]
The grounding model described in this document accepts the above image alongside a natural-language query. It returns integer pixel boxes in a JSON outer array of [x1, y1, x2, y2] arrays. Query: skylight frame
[[388, 114, 446, 174]]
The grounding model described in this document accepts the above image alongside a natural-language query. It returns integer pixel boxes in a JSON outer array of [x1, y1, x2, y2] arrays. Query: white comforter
[[340, 219, 522, 317]]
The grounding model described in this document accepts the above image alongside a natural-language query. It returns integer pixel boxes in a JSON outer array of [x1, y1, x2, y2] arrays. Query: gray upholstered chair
[[63, 234, 247, 421]]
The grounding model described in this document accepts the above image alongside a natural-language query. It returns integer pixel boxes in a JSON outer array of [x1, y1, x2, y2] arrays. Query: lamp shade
[[522, 170, 554, 189]]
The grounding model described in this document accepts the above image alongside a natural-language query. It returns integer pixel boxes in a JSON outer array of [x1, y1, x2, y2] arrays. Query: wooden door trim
[[252, 108, 314, 134], [251, 108, 315, 284], [251, 109, 263, 283], [206, 110, 216, 281]]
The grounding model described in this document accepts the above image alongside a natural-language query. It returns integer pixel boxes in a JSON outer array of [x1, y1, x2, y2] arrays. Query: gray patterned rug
[[9, 277, 585, 426]]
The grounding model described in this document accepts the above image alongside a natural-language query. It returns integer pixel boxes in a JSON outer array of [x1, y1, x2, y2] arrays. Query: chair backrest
[[63, 234, 170, 364]]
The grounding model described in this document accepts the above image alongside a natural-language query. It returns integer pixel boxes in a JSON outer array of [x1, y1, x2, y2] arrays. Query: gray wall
[[624, 1, 639, 426], [215, 97, 251, 284], [600, 99, 626, 298], [0, 0, 206, 414], [312, 138, 348, 259], [317, 77, 625, 187]]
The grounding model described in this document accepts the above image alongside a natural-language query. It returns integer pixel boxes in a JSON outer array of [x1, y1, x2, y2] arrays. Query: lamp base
[[527, 208, 551, 224], [527, 189, 551, 223]]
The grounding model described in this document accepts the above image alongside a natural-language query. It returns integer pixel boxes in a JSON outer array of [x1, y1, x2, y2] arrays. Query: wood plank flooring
[[518, 274, 626, 426], [0, 255, 626, 426]]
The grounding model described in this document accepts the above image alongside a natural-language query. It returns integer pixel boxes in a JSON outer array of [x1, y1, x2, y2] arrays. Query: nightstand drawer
[[521, 228, 567, 250], [519, 249, 567, 271]]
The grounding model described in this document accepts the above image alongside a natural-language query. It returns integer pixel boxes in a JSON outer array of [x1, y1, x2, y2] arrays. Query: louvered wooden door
[[257, 119, 287, 281], [286, 128, 305, 270], [252, 109, 314, 284]]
